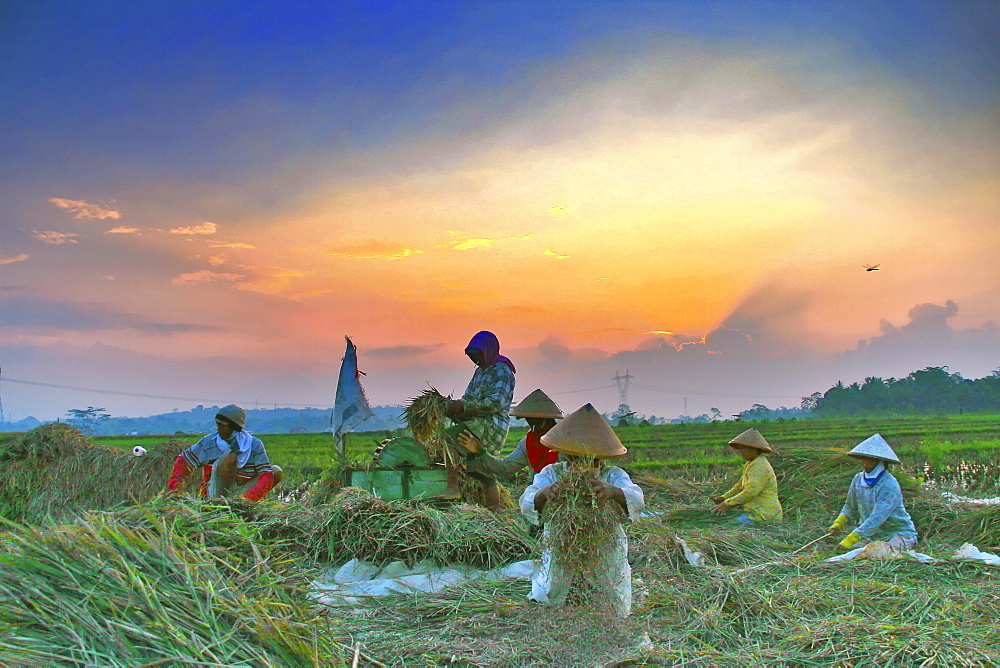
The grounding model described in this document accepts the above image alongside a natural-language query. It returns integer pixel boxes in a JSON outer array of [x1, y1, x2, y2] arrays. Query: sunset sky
[[1, 0, 998, 423]]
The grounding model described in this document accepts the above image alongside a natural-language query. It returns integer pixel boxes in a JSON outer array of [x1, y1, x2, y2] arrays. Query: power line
[[630, 383, 802, 401], [2, 377, 330, 409]]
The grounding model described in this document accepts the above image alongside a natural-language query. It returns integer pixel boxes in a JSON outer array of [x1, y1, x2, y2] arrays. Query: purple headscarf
[[465, 330, 516, 374]]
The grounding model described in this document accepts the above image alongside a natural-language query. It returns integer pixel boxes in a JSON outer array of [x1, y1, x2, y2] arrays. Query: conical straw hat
[[728, 428, 774, 453], [848, 433, 900, 463], [510, 389, 564, 419], [540, 403, 627, 458]]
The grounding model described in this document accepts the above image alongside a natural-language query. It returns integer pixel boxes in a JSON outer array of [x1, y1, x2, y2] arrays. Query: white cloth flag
[[332, 336, 374, 457]]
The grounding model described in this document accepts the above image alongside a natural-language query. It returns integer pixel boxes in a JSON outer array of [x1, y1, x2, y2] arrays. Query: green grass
[[71, 414, 1000, 502]]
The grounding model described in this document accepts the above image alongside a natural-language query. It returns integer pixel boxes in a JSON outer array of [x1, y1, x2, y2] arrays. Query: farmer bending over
[[519, 403, 644, 617], [828, 434, 917, 551], [433, 330, 515, 510], [711, 428, 783, 524], [459, 388, 564, 478], [166, 404, 282, 501]]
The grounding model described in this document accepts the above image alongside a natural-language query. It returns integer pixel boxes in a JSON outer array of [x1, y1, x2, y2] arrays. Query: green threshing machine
[[343, 436, 449, 500]]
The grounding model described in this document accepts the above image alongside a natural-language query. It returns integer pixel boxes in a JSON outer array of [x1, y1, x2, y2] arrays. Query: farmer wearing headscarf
[[459, 388, 564, 478], [435, 330, 516, 509], [519, 403, 645, 617], [711, 428, 783, 523], [828, 434, 917, 551], [166, 404, 282, 501]]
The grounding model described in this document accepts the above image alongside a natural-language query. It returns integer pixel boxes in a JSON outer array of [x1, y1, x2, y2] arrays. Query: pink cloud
[[0, 253, 29, 265], [171, 270, 244, 285], [169, 222, 218, 235], [32, 230, 78, 245]]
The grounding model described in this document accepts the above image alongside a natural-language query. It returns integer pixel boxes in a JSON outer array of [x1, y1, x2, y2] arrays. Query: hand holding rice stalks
[[403, 387, 457, 467], [542, 462, 624, 594]]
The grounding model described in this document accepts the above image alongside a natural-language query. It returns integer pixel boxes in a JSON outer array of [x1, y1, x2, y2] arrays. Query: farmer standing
[[458, 388, 564, 478], [519, 403, 645, 617], [166, 404, 282, 501], [711, 428, 783, 523], [433, 330, 516, 510], [827, 433, 918, 550]]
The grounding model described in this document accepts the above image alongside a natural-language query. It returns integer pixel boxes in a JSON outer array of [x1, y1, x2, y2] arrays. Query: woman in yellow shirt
[[711, 428, 783, 524]]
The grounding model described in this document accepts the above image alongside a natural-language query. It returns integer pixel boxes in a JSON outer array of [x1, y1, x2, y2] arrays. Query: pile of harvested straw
[[321, 487, 532, 567], [0, 423, 187, 523], [0, 509, 348, 666]]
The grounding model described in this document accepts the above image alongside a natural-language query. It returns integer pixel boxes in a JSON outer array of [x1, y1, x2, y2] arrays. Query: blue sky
[[1, 1, 997, 421]]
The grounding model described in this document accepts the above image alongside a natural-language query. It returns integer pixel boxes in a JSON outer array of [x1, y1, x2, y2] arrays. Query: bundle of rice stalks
[[0, 424, 188, 524], [458, 476, 516, 510], [957, 505, 1000, 548], [540, 463, 625, 608], [0, 513, 349, 666], [403, 387, 453, 464]]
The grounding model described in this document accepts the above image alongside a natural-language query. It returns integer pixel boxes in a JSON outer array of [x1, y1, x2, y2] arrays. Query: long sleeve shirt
[[466, 431, 561, 478], [722, 455, 782, 522], [519, 462, 644, 616], [458, 362, 515, 453], [180, 432, 273, 484], [840, 471, 917, 540]]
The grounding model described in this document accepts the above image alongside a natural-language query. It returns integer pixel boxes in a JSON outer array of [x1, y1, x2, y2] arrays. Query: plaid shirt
[[459, 362, 515, 453]]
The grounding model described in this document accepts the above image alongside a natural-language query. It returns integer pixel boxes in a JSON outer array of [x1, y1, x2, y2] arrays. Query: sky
[[1, 0, 998, 423]]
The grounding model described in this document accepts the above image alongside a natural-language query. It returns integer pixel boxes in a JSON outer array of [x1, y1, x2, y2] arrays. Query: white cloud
[[32, 230, 78, 245], [169, 222, 218, 235], [0, 253, 29, 265], [48, 198, 121, 220]]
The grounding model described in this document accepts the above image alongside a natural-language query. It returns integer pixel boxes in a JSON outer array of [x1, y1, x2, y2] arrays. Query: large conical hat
[[510, 389, 564, 419], [848, 433, 900, 463], [540, 403, 626, 458], [728, 428, 774, 453]]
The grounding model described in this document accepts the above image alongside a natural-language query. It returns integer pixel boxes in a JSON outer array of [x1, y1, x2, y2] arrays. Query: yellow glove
[[828, 514, 849, 532], [838, 532, 863, 550]]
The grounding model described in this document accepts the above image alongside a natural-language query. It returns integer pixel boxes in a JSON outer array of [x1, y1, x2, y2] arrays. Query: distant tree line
[[802, 366, 1000, 417]]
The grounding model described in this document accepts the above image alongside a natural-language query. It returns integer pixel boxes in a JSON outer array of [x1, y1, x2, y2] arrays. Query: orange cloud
[[209, 241, 255, 249], [327, 240, 424, 259], [170, 222, 218, 235], [0, 253, 29, 265], [543, 248, 570, 259], [105, 226, 138, 234], [48, 197, 121, 220], [236, 267, 305, 294], [172, 270, 243, 285], [32, 230, 78, 245]]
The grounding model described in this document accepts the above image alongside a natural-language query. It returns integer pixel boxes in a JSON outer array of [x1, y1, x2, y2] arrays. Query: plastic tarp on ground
[[941, 491, 1000, 506], [310, 558, 537, 608]]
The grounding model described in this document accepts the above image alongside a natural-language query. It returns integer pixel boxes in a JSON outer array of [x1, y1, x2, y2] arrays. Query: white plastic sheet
[[941, 491, 1000, 506], [310, 558, 537, 608], [952, 543, 1000, 566]]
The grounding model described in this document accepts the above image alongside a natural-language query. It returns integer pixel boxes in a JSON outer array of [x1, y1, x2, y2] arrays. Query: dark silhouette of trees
[[808, 367, 1000, 416]]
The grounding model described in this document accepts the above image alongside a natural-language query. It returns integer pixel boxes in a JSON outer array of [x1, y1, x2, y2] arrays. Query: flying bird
[[864, 264, 880, 272]]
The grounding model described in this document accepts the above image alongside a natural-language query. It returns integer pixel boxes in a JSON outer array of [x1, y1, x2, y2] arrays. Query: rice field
[[1, 415, 998, 665]]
